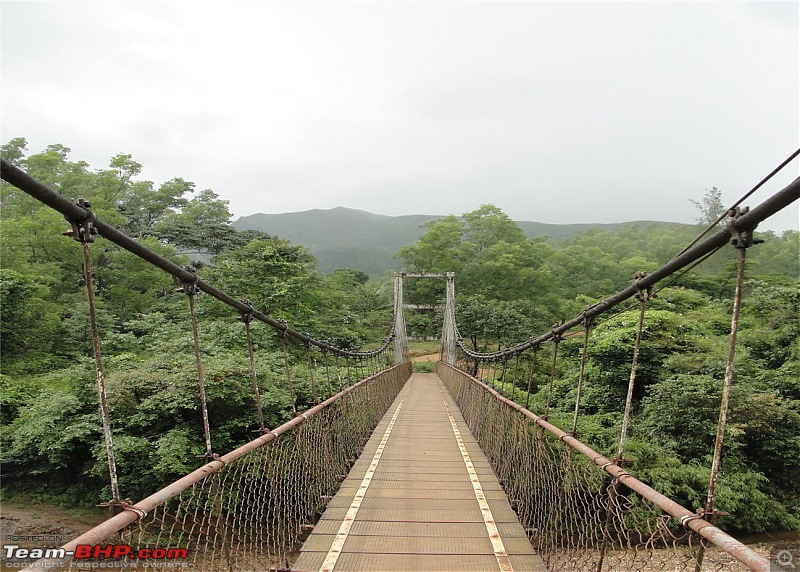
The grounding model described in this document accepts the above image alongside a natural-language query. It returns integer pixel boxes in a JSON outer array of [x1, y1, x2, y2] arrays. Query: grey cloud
[[1, 1, 797, 232]]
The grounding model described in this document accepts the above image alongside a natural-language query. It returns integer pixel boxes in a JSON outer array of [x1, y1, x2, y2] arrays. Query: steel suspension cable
[[279, 332, 297, 415], [695, 215, 751, 571], [78, 232, 122, 506], [185, 278, 215, 459], [323, 349, 333, 399], [511, 352, 520, 402], [675, 147, 800, 259], [334, 353, 343, 392], [306, 343, 319, 404], [544, 332, 561, 419], [617, 280, 650, 462], [0, 158, 395, 360], [524, 345, 539, 410], [242, 305, 267, 433], [570, 316, 593, 435], [453, 174, 800, 362]]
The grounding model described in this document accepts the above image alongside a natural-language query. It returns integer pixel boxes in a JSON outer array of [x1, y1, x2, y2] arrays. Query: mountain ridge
[[232, 206, 680, 275]]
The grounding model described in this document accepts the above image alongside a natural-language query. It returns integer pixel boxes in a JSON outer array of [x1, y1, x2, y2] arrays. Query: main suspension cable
[[453, 174, 800, 362], [0, 158, 395, 359]]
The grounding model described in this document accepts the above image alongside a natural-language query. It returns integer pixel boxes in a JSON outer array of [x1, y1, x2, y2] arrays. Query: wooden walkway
[[293, 373, 547, 572]]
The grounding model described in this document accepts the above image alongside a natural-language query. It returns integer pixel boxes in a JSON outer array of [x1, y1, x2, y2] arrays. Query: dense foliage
[[0, 139, 392, 504], [2, 139, 798, 535], [398, 201, 799, 534]]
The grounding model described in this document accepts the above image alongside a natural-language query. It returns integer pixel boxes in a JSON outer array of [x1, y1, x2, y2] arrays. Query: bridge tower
[[393, 271, 457, 365], [441, 271, 456, 365], [393, 272, 408, 364]]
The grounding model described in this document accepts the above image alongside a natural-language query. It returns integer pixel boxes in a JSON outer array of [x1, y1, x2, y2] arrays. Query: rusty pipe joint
[[727, 207, 763, 249], [181, 265, 200, 295], [64, 198, 98, 243]]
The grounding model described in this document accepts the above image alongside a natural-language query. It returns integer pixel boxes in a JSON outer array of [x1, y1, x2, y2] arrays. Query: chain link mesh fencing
[[438, 362, 754, 572], [40, 363, 411, 571]]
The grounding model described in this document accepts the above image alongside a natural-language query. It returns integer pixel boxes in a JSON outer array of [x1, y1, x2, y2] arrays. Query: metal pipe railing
[[437, 362, 772, 572], [29, 362, 412, 570]]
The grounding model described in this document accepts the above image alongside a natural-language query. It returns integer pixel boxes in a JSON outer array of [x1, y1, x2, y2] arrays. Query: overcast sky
[[2, 1, 798, 231]]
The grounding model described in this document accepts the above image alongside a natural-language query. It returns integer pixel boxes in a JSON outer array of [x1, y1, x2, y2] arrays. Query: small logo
[[772, 545, 800, 571]]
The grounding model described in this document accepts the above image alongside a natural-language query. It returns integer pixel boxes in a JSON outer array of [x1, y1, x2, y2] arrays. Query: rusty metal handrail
[[437, 362, 772, 572], [29, 362, 412, 570]]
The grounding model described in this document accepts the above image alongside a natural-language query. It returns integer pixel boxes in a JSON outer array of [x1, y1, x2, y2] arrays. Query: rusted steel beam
[[403, 272, 448, 279], [437, 362, 773, 572], [29, 362, 412, 570]]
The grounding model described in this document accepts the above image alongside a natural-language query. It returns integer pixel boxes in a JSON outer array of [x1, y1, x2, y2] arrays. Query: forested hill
[[233, 207, 677, 275]]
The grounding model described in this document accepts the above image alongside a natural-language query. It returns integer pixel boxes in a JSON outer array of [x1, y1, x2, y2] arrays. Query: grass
[[406, 340, 441, 358]]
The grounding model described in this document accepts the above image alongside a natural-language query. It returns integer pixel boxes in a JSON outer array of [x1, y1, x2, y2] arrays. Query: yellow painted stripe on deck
[[442, 395, 515, 572], [319, 394, 407, 572]]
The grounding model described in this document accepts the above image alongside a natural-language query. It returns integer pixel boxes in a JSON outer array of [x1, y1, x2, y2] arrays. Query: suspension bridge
[[1, 156, 799, 571]]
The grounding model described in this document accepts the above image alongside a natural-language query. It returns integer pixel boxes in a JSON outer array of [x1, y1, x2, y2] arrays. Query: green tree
[[0, 269, 60, 358], [203, 237, 321, 324], [155, 189, 236, 255], [748, 230, 800, 279], [462, 205, 526, 252], [690, 186, 726, 226], [397, 215, 464, 274], [0, 136, 27, 166], [118, 178, 192, 239], [399, 204, 559, 333]]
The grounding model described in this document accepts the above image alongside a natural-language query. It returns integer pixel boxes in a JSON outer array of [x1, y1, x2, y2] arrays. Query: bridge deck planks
[[292, 373, 547, 572]]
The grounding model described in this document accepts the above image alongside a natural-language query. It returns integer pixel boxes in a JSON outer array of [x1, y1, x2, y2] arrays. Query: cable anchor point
[[180, 265, 200, 295], [726, 206, 764, 249], [633, 271, 655, 301], [62, 198, 98, 243], [240, 299, 255, 323], [551, 322, 564, 344]]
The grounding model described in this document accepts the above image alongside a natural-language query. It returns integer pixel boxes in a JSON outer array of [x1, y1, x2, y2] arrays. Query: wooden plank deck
[[293, 373, 547, 572]]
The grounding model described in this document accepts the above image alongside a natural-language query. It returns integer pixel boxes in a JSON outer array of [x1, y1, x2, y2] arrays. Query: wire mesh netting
[[438, 363, 746, 572], [61, 364, 410, 572]]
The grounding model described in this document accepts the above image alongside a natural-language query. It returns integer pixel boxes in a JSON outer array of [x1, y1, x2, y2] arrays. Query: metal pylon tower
[[393, 272, 409, 364], [393, 272, 456, 365], [441, 272, 456, 365]]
